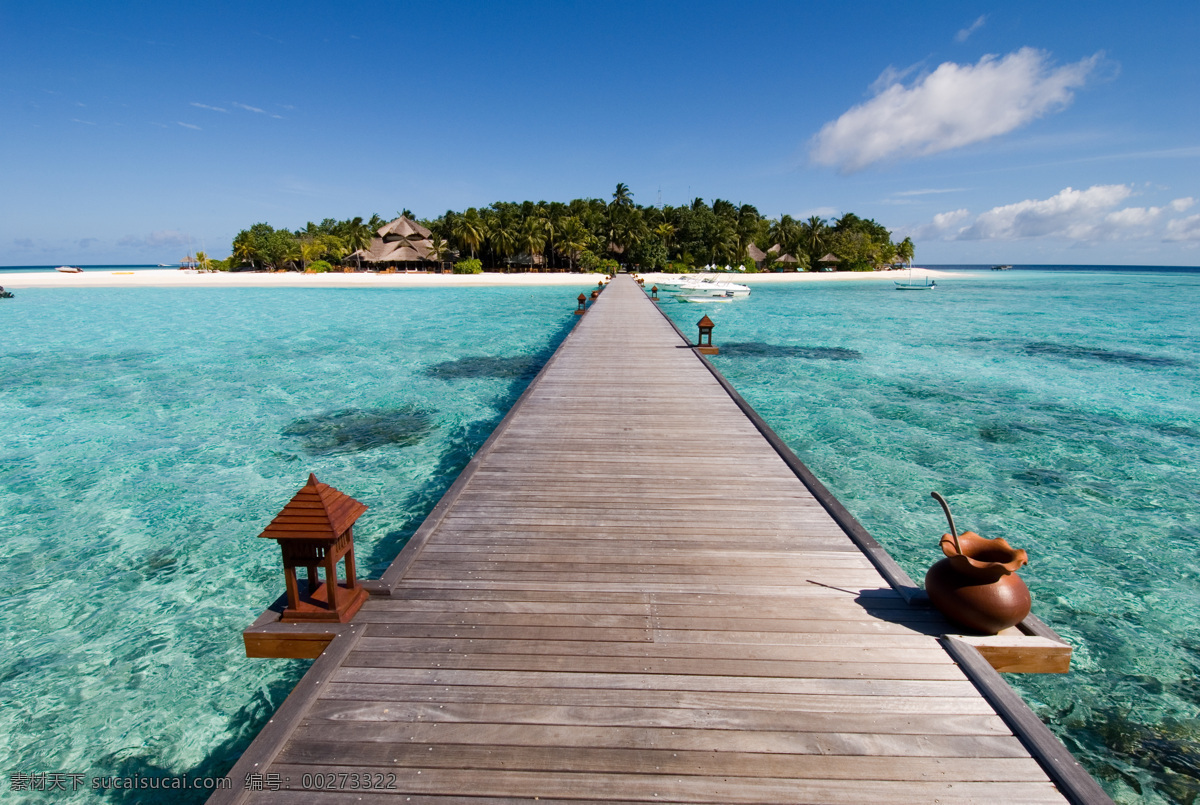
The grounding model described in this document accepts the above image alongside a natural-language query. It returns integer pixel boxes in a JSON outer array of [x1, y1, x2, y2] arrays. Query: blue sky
[[3, 0, 1198, 265]]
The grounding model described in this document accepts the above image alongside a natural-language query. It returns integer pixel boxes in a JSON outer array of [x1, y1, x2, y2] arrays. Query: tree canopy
[[225, 184, 906, 273]]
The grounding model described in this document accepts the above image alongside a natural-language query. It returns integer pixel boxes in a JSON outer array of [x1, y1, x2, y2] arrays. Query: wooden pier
[[217, 276, 1109, 804]]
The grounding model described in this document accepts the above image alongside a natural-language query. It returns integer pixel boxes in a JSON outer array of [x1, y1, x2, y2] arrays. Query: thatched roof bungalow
[[776, 253, 800, 272], [348, 216, 438, 268]]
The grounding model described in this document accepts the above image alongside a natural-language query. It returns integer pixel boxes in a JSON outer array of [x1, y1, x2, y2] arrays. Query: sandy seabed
[[0, 267, 959, 289]]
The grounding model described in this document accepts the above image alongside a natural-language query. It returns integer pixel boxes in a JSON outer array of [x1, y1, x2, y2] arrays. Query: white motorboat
[[894, 266, 935, 290], [676, 294, 734, 303], [677, 277, 751, 297], [55, 266, 83, 273]]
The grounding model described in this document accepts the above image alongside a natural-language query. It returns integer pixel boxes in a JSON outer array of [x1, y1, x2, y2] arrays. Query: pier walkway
[[217, 275, 1104, 803]]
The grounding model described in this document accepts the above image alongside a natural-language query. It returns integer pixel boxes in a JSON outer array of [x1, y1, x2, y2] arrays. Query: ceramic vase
[[924, 529, 1031, 634]]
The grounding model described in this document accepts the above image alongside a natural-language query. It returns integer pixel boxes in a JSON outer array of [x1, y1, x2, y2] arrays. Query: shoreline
[[0, 267, 962, 289]]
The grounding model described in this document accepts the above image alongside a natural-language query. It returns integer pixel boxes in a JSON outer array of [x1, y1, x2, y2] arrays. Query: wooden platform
[[214, 276, 1109, 804]]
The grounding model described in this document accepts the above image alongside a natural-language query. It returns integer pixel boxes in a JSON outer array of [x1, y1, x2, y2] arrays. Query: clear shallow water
[[0, 286, 576, 802], [663, 272, 1200, 804], [4, 276, 1198, 804]]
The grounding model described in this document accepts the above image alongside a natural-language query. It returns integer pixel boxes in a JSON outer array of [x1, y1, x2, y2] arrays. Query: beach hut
[[818, 253, 840, 272], [747, 243, 767, 268], [352, 215, 437, 271], [776, 253, 800, 272]]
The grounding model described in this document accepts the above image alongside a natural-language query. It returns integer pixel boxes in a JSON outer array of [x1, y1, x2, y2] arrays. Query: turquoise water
[[0, 286, 576, 802], [663, 272, 1200, 804], [3, 275, 1198, 803]]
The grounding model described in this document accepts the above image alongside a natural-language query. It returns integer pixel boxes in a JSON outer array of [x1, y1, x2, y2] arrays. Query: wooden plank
[[275, 742, 1049, 780], [942, 637, 1114, 804], [209, 627, 365, 805], [255, 765, 1067, 803], [301, 698, 1010, 736], [271, 722, 1032, 758], [954, 634, 1072, 674], [314, 683, 1001, 714]]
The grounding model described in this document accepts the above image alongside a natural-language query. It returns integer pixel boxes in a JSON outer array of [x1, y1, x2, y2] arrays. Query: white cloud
[[72, 118, 96, 125], [810, 48, 1101, 172], [1170, 197, 1195, 212], [956, 15, 986, 43], [916, 185, 1200, 244], [177, 122, 201, 130], [959, 185, 1131, 240], [191, 102, 227, 112], [1165, 214, 1200, 242], [1104, 206, 1164, 229], [233, 102, 265, 114]]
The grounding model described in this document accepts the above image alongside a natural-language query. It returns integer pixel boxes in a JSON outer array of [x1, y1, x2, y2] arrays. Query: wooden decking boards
[[215, 276, 1109, 804]]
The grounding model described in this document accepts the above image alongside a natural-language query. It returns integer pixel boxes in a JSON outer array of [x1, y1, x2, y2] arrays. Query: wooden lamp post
[[575, 292, 587, 315], [696, 315, 718, 355], [259, 473, 369, 623], [650, 285, 659, 301]]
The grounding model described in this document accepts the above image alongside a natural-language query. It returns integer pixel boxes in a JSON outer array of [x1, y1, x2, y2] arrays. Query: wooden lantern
[[696, 314, 718, 355], [575, 292, 587, 315], [650, 285, 659, 301], [259, 473, 369, 623]]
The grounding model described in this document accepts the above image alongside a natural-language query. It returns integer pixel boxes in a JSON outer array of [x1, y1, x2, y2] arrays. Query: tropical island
[[197, 184, 914, 275]]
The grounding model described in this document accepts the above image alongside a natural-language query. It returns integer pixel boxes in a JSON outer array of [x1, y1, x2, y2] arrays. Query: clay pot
[[925, 530, 1031, 634]]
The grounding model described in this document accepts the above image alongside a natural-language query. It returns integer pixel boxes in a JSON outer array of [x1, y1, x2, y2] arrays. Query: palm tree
[[319, 234, 347, 263], [611, 183, 633, 208], [800, 216, 828, 267], [769, 215, 800, 255], [194, 250, 211, 272], [519, 217, 548, 272], [452, 210, 485, 259], [231, 232, 257, 269], [710, 219, 738, 264], [340, 216, 373, 271], [298, 238, 322, 272], [426, 233, 449, 269], [896, 236, 915, 267], [489, 220, 518, 267], [654, 222, 675, 248], [555, 217, 588, 271]]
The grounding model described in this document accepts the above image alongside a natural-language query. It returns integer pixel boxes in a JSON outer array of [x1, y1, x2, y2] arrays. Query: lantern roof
[[259, 473, 368, 541], [697, 314, 715, 328]]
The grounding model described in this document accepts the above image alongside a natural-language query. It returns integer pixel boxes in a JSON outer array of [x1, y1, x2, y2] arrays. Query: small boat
[[894, 267, 936, 290], [991, 264, 1012, 271], [677, 294, 734, 303], [677, 277, 751, 297], [0, 286, 13, 299], [55, 266, 83, 273]]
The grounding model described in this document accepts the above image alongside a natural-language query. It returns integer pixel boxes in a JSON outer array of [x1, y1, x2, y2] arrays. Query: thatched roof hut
[[818, 253, 840, 264], [353, 215, 436, 267], [378, 216, 432, 240], [767, 244, 781, 255], [747, 244, 767, 263], [777, 253, 799, 264]]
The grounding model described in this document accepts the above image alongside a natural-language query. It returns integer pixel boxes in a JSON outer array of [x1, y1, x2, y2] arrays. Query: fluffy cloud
[[1165, 214, 1200, 242], [916, 185, 1200, 243], [811, 48, 1100, 172]]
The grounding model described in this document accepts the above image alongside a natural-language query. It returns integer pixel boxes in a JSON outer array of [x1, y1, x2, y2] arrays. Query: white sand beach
[[1, 267, 960, 289]]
